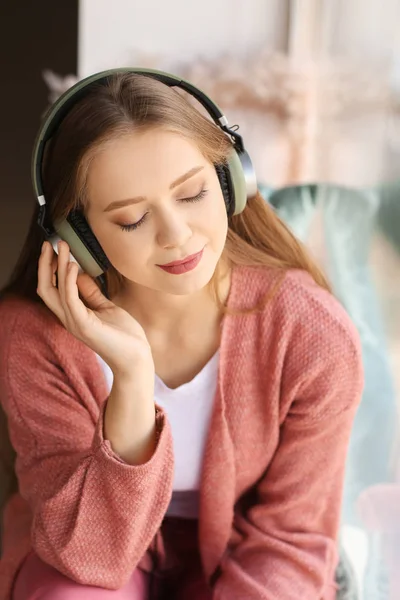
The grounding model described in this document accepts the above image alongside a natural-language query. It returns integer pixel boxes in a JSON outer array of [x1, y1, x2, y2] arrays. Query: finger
[[76, 273, 113, 312], [51, 251, 58, 287], [56, 240, 71, 310], [64, 261, 95, 333], [64, 262, 114, 337], [37, 242, 65, 323]]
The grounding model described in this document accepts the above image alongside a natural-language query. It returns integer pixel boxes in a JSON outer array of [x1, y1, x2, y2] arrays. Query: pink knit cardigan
[[0, 266, 363, 599]]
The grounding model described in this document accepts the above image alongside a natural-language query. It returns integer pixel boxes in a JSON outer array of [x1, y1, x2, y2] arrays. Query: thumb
[[77, 273, 112, 311]]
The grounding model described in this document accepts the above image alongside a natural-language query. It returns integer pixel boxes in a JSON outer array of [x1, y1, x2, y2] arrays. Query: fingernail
[[41, 242, 46, 254]]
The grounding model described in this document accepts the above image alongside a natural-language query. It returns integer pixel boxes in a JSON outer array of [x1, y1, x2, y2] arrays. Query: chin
[[147, 255, 218, 296], [120, 253, 222, 297], [159, 267, 216, 296]]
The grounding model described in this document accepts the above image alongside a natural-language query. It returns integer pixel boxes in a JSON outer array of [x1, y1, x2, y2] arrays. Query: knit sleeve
[[213, 289, 364, 600], [0, 304, 174, 590]]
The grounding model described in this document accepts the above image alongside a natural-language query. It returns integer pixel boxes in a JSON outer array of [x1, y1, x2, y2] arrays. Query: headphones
[[32, 67, 257, 279]]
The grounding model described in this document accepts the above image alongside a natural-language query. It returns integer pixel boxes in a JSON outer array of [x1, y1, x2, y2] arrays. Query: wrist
[[111, 349, 155, 385], [110, 370, 155, 404], [104, 372, 157, 465]]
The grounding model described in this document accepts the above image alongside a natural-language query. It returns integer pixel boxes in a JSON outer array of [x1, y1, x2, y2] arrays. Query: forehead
[[86, 129, 209, 208]]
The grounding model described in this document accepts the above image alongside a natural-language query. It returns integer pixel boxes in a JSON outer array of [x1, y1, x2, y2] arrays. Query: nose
[[156, 209, 192, 249]]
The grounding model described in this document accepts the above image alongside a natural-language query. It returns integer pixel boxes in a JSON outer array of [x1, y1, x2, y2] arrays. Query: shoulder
[[0, 295, 59, 336], [276, 269, 363, 390], [0, 295, 101, 393], [279, 268, 359, 346], [0, 295, 67, 359], [231, 267, 363, 414], [0, 297, 107, 457], [232, 265, 360, 352]]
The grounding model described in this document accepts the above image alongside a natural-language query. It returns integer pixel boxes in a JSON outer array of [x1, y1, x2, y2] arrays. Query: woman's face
[[85, 129, 228, 296]]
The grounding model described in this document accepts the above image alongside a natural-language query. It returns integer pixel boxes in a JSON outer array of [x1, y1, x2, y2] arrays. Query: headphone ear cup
[[67, 210, 111, 273], [53, 211, 111, 278], [216, 148, 257, 217], [225, 150, 251, 216], [215, 164, 234, 217]]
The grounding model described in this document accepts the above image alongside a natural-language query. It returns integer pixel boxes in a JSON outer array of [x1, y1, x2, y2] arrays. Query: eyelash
[[120, 188, 208, 232]]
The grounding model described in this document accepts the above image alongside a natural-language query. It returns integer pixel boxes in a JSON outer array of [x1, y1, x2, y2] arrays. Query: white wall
[[331, 0, 400, 61], [78, 0, 287, 77]]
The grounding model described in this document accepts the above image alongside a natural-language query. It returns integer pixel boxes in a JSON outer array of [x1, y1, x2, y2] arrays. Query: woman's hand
[[37, 240, 154, 380], [37, 240, 157, 464]]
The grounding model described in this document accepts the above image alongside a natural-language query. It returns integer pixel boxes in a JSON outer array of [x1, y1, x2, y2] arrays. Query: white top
[[97, 351, 219, 519]]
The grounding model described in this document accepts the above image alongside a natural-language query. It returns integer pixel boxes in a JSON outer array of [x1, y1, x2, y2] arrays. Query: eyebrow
[[103, 165, 204, 212]]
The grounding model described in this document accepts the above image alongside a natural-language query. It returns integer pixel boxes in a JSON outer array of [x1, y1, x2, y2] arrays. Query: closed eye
[[119, 188, 208, 232], [178, 188, 208, 203], [120, 213, 149, 232]]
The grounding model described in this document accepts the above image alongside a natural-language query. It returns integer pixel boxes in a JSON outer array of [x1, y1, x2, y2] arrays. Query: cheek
[[103, 239, 149, 280], [204, 194, 228, 243], [199, 186, 228, 222]]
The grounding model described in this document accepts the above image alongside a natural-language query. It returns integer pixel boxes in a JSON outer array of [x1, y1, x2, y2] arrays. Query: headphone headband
[[32, 67, 243, 200]]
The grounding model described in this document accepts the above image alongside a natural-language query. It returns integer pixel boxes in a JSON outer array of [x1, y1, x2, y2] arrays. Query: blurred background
[[1, 1, 400, 598]]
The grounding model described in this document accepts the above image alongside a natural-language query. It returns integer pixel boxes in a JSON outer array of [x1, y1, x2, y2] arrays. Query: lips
[[160, 251, 202, 268], [157, 249, 204, 275]]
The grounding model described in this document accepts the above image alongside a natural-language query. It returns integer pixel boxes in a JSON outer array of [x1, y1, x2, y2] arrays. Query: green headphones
[[32, 67, 257, 278]]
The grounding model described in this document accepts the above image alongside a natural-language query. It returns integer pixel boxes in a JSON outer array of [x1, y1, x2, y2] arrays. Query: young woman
[[0, 69, 363, 600]]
